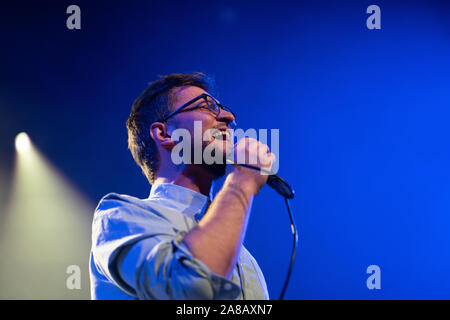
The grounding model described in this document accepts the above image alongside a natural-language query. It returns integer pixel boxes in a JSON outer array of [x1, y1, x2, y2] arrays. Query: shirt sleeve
[[91, 194, 241, 300]]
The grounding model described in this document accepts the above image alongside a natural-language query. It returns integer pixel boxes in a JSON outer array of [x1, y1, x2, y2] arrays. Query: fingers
[[234, 138, 274, 170]]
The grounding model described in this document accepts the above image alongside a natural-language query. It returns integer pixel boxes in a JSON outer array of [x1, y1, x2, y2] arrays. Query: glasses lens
[[204, 96, 220, 115], [205, 95, 237, 128]]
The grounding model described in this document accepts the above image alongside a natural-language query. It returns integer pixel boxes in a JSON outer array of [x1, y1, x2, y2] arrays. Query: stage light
[[15, 132, 31, 153], [1, 138, 94, 299]]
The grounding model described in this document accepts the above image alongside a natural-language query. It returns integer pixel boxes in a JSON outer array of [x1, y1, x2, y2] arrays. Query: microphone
[[226, 160, 295, 199]]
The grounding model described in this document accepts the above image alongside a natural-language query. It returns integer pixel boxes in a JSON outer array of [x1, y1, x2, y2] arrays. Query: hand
[[227, 138, 275, 195]]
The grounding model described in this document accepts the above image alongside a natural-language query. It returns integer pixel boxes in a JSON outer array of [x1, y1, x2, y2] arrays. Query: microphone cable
[[227, 161, 299, 300]]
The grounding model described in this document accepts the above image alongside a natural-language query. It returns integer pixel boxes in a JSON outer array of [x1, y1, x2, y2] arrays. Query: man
[[89, 72, 275, 299]]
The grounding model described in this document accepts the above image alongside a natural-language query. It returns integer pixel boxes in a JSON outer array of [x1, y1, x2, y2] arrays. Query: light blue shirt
[[89, 183, 269, 300]]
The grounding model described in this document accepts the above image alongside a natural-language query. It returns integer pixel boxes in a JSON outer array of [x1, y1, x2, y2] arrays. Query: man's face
[[166, 86, 236, 176]]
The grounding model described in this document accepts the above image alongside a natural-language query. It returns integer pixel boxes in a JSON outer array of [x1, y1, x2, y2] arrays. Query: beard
[[201, 138, 228, 178], [203, 162, 227, 178], [179, 128, 232, 180]]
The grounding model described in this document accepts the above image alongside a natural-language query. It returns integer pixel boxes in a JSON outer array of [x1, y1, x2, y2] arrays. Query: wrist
[[225, 171, 260, 197]]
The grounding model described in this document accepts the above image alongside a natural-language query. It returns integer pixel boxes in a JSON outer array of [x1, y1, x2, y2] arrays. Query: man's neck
[[153, 165, 214, 196]]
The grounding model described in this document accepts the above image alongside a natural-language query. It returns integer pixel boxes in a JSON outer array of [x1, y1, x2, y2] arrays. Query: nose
[[217, 108, 236, 128]]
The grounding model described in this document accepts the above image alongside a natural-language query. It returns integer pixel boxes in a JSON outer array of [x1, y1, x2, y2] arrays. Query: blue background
[[1, 0, 450, 299]]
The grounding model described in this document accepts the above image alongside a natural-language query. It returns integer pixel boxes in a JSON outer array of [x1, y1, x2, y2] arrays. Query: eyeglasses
[[159, 93, 237, 127]]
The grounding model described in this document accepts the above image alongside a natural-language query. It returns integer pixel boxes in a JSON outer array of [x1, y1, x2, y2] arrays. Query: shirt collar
[[148, 183, 210, 220]]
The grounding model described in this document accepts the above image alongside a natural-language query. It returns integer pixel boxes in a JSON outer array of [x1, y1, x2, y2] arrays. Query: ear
[[150, 122, 176, 151]]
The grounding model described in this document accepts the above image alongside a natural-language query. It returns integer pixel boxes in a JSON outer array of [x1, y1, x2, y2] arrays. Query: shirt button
[[224, 283, 232, 290]]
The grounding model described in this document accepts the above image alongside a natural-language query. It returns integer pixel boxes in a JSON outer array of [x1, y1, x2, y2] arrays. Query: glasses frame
[[159, 93, 236, 126]]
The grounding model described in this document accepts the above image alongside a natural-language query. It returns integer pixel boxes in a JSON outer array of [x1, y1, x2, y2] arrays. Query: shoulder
[[95, 192, 147, 212], [92, 192, 169, 226], [94, 192, 161, 218], [91, 192, 174, 244]]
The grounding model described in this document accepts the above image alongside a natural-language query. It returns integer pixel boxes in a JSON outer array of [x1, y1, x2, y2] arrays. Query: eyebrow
[[190, 95, 216, 108], [184, 97, 208, 110]]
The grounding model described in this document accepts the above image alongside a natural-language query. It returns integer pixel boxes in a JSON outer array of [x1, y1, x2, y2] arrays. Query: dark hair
[[126, 72, 214, 184]]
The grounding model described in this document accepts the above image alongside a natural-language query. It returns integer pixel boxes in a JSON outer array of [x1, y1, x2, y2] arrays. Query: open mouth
[[211, 130, 231, 141]]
